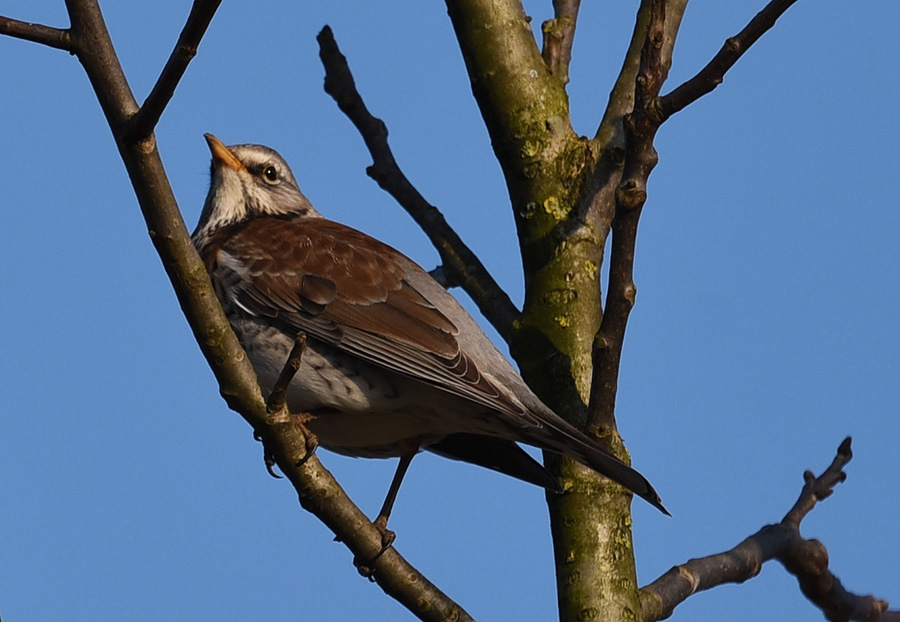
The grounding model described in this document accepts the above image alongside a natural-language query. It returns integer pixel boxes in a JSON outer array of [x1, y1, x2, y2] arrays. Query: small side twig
[[658, 0, 801, 122], [639, 438, 898, 622], [266, 332, 308, 418], [0, 15, 72, 51], [259, 333, 312, 477], [783, 436, 852, 527], [541, 0, 581, 85], [268, 333, 318, 466], [316, 25, 519, 342], [127, 0, 223, 139]]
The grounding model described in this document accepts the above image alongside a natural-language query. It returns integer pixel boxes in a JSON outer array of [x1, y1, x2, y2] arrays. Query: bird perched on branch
[[192, 133, 667, 530]]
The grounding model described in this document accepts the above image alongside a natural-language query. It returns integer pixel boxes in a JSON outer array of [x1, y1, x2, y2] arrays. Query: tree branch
[[127, 0, 223, 140], [0, 3, 475, 620], [541, 0, 581, 85], [587, 0, 667, 433], [441, 0, 598, 409], [658, 0, 801, 122], [640, 439, 898, 622], [0, 15, 72, 51], [266, 332, 308, 417], [316, 25, 519, 342], [260, 344, 471, 622], [587, 0, 686, 245], [587, 0, 792, 433], [594, 0, 687, 150]]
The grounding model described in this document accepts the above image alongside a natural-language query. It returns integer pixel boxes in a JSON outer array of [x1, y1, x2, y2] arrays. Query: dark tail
[[427, 434, 563, 493], [574, 440, 669, 515], [528, 418, 669, 515]]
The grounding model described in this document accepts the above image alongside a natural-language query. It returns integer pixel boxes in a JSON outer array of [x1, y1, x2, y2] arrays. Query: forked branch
[[588, 0, 667, 431], [317, 25, 519, 342], [640, 439, 898, 622], [588, 0, 801, 431], [127, 0, 224, 139], [1, 3, 473, 621], [659, 0, 802, 121]]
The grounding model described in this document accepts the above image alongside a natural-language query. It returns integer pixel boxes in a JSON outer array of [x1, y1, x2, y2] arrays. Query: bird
[[192, 133, 667, 531]]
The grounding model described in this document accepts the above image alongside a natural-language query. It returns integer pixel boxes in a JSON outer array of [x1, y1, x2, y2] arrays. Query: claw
[[374, 515, 397, 551], [353, 513, 397, 579], [254, 431, 283, 479], [292, 414, 319, 467]]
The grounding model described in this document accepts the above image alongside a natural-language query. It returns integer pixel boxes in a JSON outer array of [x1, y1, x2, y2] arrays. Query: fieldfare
[[192, 134, 667, 527]]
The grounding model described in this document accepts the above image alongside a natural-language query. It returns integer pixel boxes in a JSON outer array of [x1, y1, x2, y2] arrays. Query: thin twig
[[640, 439, 897, 622], [783, 436, 852, 526], [541, 0, 581, 85], [587, 0, 666, 433], [0, 15, 72, 51], [127, 0, 223, 139], [266, 332, 307, 417], [588, 0, 687, 241], [316, 25, 519, 342], [587, 0, 794, 432], [658, 0, 801, 122], [261, 332, 312, 476], [594, 0, 687, 149]]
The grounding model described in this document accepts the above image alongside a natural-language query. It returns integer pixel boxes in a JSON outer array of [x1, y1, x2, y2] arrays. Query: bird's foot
[[254, 431, 283, 479], [253, 412, 317, 475], [292, 413, 318, 467], [354, 515, 396, 580]]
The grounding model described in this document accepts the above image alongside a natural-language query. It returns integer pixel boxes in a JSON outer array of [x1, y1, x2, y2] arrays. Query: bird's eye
[[263, 165, 279, 184]]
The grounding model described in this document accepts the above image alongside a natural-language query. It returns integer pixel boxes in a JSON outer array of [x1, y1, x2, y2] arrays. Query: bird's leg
[[355, 451, 416, 578], [375, 451, 415, 542]]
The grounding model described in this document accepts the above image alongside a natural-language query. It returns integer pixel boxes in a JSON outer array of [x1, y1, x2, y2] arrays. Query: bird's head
[[192, 134, 320, 248]]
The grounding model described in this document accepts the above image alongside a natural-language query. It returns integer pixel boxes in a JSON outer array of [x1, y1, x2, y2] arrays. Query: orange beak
[[204, 133, 246, 173]]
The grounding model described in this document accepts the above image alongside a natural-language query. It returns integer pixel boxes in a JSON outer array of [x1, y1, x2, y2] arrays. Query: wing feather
[[214, 218, 527, 419]]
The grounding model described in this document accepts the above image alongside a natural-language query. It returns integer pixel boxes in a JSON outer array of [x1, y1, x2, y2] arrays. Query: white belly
[[233, 317, 499, 458]]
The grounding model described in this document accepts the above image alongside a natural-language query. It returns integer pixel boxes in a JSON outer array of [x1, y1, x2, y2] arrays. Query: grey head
[[192, 134, 321, 249]]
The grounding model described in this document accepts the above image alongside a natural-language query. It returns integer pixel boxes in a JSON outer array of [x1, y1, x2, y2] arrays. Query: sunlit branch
[[541, 0, 581, 84], [640, 439, 898, 622], [658, 0, 801, 121], [317, 25, 519, 342], [0, 15, 72, 50], [128, 0, 224, 139]]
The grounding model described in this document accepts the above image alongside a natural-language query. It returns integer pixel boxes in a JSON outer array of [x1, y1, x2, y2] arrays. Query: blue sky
[[1, 1, 897, 620]]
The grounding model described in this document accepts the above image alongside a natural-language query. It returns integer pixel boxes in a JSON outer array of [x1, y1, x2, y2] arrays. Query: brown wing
[[211, 217, 525, 418]]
